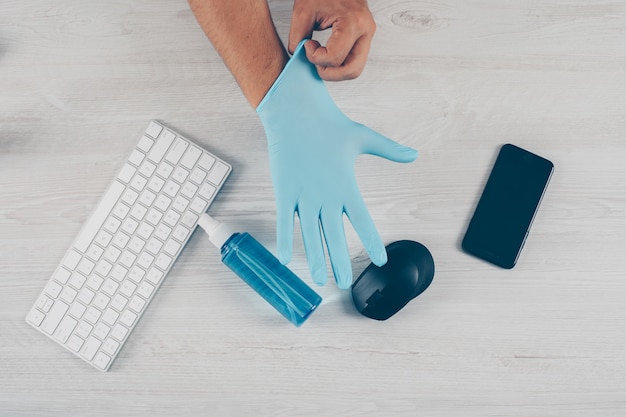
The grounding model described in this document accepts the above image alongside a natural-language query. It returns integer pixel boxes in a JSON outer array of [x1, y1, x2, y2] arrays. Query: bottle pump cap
[[198, 213, 234, 249]]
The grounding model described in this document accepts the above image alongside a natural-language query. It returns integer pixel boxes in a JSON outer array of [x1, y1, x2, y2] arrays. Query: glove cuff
[[256, 39, 322, 115]]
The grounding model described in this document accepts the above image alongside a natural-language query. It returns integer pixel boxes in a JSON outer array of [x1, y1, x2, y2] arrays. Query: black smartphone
[[462, 144, 554, 268]]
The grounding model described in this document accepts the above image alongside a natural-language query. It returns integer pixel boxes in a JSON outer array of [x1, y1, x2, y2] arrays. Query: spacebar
[[74, 180, 126, 253]]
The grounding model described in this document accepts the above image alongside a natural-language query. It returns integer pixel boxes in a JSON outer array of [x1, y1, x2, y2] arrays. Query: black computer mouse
[[351, 240, 434, 320]]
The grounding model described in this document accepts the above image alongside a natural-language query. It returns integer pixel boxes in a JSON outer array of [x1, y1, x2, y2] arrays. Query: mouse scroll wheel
[[366, 290, 384, 307]]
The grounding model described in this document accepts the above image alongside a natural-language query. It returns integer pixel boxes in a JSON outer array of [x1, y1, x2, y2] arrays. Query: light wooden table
[[2, 1, 625, 416]]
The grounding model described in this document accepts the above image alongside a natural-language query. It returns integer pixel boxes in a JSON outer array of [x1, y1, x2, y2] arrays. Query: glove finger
[[360, 125, 418, 163], [344, 189, 387, 267], [276, 199, 296, 265], [320, 208, 353, 290], [298, 205, 328, 286]]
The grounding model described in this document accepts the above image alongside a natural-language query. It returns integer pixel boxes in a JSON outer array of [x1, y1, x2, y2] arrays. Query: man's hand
[[288, 0, 376, 81]]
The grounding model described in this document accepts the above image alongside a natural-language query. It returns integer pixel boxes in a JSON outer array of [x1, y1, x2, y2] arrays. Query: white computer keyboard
[[26, 121, 231, 371]]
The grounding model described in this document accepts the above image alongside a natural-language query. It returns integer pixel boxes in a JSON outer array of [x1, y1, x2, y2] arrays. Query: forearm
[[188, 0, 289, 107]]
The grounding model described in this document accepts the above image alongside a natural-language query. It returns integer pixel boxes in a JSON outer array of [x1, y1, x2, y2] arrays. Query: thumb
[[359, 125, 418, 163], [288, 8, 315, 54]]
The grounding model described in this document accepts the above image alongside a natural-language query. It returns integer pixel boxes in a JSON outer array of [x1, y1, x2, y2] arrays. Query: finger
[[298, 205, 328, 286], [320, 208, 353, 290], [276, 199, 296, 265], [305, 18, 359, 68], [344, 189, 387, 267], [288, 7, 315, 54], [359, 126, 418, 163], [313, 36, 371, 81]]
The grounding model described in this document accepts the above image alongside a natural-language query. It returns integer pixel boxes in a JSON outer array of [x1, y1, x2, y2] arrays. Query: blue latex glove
[[256, 40, 418, 289]]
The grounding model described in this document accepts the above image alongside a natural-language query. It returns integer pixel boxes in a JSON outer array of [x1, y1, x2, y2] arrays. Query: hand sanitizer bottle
[[198, 213, 322, 327]]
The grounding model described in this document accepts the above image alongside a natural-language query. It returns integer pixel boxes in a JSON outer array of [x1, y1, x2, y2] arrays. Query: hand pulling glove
[[256, 40, 418, 289]]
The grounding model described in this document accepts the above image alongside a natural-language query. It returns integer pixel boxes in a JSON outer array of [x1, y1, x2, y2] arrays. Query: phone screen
[[462, 144, 554, 268]]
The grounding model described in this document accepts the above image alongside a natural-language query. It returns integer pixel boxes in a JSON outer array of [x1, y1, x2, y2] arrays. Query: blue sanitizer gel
[[198, 214, 322, 326]]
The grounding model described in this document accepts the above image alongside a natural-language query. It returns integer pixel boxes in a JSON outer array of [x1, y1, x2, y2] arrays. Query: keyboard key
[[189, 167, 207, 184], [146, 238, 163, 255], [102, 279, 119, 296], [93, 322, 111, 340], [166, 137, 189, 165], [119, 281, 137, 297], [86, 275, 103, 292], [102, 338, 120, 356], [41, 301, 69, 335], [27, 309, 45, 327], [75, 321, 93, 338], [156, 162, 174, 179], [148, 129, 176, 163], [69, 302, 87, 319], [130, 204, 148, 221], [139, 160, 157, 178], [121, 218, 139, 235], [54, 316, 77, 343], [53, 267, 72, 284], [81, 336, 102, 361], [198, 183, 216, 200], [45, 281, 63, 299], [148, 176, 165, 193], [172, 166, 189, 183], [181, 212, 198, 228], [117, 164, 136, 183], [130, 175, 148, 192], [137, 282, 155, 299], [78, 288, 96, 304], [122, 189, 139, 205], [86, 245, 105, 262], [77, 258, 95, 276], [189, 197, 208, 214], [93, 352, 112, 371], [59, 286, 78, 304], [110, 324, 129, 341], [163, 180, 180, 198], [104, 246, 121, 263], [74, 181, 125, 253], [180, 146, 202, 169], [146, 268, 163, 285], [163, 210, 180, 227], [120, 310, 137, 327], [154, 195, 171, 211], [163, 240, 181, 257], [128, 149, 145, 166], [154, 224, 171, 241], [67, 334, 85, 353], [145, 121, 163, 138], [139, 190, 157, 207], [112, 232, 131, 249], [84, 307, 101, 324], [137, 252, 154, 269], [128, 296, 146, 313], [181, 182, 198, 199], [198, 154, 215, 171], [102, 308, 120, 326], [93, 293, 110, 310], [128, 266, 145, 283], [113, 202, 131, 219], [63, 250, 82, 270], [137, 135, 154, 152], [155, 254, 173, 271], [35, 295, 52, 311], [103, 216, 121, 234], [207, 161, 230, 185], [172, 225, 190, 242]]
